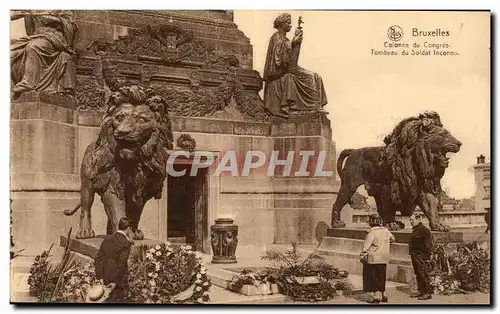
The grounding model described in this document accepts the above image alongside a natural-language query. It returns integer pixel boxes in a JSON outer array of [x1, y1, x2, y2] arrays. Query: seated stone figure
[[10, 10, 79, 97], [263, 13, 327, 118]]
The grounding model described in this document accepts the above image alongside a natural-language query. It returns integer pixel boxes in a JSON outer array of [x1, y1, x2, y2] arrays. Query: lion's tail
[[337, 149, 354, 181], [63, 202, 81, 216]]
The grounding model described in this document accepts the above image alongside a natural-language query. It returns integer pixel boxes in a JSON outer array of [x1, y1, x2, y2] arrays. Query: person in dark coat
[[409, 213, 433, 300], [95, 217, 134, 303]]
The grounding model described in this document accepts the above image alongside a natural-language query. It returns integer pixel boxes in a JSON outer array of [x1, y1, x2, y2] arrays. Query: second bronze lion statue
[[331, 111, 461, 231], [64, 85, 174, 240]]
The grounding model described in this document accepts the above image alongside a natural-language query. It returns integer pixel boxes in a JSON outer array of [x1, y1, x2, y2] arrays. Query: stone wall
[[72, 10, 254, 69]]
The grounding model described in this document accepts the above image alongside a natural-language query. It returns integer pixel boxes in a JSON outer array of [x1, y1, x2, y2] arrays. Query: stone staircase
[[315, 236, 416, 285], [314, 227, 478, 286]]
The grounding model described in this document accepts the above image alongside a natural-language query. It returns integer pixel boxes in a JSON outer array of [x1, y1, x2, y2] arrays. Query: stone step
[[207, 285, 287, 304], [60, 236, 163, 260], [315, 249, 415, 285], [207, 268, 235, 289], [10, 292, 37, 303], [346, 274, 407, 292], [167, 237, 187, 243], [10, 256, 39, 302], [327, 228, 465, 244], [317, 236, 411, 261], [316, 246, 412, 266], [10, 269, 35, 303], [11, 255, 38, 272]]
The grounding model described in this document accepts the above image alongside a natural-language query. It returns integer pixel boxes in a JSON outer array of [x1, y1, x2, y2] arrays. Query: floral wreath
[[128, 242, 211, 304], [176, 134, 196, 152], [28, 241, 212, 304]]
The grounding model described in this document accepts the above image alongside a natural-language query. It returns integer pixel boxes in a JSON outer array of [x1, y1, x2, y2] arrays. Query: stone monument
[[10, 10, 337, 261]]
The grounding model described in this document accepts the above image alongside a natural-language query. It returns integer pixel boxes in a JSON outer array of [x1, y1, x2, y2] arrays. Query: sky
[[234, 10, 490, 199], [9, 10, 490, 199]]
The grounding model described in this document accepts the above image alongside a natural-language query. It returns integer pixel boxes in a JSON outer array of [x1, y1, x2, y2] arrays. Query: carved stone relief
[[75, 23, 269, 121], [87, 24, 238, 70]]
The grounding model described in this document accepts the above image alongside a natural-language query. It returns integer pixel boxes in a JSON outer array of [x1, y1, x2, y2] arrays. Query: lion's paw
[[75, 228, 95, 239], [385, 221, 404, 231], [330, 219, 346, 228], [132, 229, 145, 240], [430, 222, 450, 232]]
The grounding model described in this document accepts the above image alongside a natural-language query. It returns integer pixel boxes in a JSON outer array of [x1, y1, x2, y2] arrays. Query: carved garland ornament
[[75, 79, 106, 112], [87, 24, 238, 70], [176, 134, 196, 152]]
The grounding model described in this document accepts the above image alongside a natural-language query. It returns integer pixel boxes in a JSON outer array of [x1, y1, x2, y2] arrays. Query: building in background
[[440, 188, 459, 211], [473, 155, 491, 212]]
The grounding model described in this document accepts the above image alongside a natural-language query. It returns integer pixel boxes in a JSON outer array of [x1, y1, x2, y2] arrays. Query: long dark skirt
[[363, 263, 387, 292]]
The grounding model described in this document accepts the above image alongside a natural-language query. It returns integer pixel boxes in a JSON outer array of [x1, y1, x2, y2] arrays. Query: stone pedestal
[[326, 227, 466, 243], [60, 235, 162, 265], [270, 113, 338, 245], [351, 210, 488, 229], [315, 227, 467, 285], [10, 92, 80, 257]]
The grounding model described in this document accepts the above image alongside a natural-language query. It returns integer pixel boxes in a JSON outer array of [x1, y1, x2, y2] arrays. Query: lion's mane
[[88, 85, 174, 199], [382, 111, 443, 206]]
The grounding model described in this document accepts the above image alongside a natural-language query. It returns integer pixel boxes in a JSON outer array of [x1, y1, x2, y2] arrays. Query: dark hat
[[368, 214, 383, 226]]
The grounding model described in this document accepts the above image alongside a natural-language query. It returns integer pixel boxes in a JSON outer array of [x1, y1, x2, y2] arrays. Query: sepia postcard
[[9, 9, 491, 305]]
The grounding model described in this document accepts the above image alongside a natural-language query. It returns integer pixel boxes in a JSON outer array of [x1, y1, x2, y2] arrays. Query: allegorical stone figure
[[224, 230, 238, 257], [10, 10, 79, 97], [263, 13, 327, 118]]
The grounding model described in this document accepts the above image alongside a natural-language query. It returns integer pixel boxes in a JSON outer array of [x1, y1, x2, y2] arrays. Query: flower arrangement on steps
[[127, 243, 211, 304], [27, 238, 212, 304], [429, 240, 490, 295], [226, 269, 279, 296], [226, 242, 353, 302]]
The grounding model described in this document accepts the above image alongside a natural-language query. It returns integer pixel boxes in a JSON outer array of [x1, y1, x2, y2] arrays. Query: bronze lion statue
[[331, 111, 461, 231], [64, 85, 174, 240]]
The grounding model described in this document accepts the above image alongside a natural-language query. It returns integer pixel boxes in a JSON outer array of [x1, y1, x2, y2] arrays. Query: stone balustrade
[[350, 210, 488, 229]]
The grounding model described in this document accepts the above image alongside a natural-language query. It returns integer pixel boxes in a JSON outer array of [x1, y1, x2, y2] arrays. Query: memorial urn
[[210, 218, 238, 263]]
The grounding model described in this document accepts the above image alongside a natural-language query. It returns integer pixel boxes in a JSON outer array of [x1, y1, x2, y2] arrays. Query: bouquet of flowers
[[28, 241, 212, 304], [58, 263, 98, 302], [429, 241, 490, 295], [226, 268, 276, 293], [127, 243, 211, 304]]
